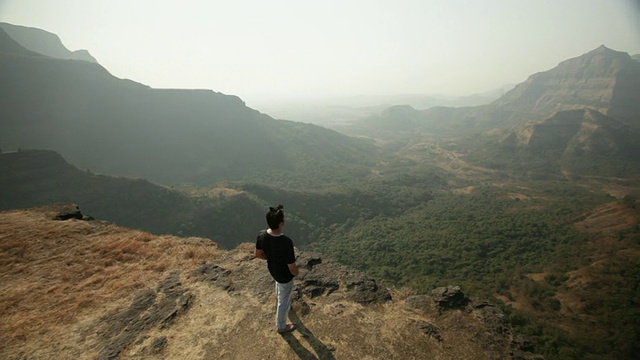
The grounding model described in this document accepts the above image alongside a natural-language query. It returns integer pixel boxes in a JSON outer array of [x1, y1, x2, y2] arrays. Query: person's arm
[[287, 262, 299, 277], [255, 249, 267, 260]]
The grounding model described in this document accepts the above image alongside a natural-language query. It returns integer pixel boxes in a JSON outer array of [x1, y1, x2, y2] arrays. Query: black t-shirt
[[256, 230, 296, 283]]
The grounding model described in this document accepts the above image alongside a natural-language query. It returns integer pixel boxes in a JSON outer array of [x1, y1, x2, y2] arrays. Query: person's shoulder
[[257, 229, 267, 236], [256, 230, 268, 244]]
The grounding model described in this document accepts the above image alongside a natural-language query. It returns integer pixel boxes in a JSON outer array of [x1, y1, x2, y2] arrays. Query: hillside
[[492, 46, 640, 124], [0, 150, 266, 248], [465, 108, 640, 177], [348, 46, 640, 137], [0, 205, 541, 359], [0, 26, 377, 188], [0, 22, 97, 63]]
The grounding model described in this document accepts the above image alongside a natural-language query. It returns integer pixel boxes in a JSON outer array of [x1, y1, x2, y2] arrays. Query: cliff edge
[[0, 204, 541, 359]]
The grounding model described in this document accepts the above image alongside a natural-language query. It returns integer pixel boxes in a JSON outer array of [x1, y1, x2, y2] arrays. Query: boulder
[[53, 204, 83, 220], [431, 285, 470, 310], [345, 273, 392, 304], [294, 251, 392, 304]]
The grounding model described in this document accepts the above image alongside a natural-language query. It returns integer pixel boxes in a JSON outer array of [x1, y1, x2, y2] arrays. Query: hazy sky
[[1, 0, 639, 105]]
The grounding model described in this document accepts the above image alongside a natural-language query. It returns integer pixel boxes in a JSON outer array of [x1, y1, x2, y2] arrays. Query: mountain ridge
[[0, 22, 98, 63], [349, 45, 640, 137], [492, 45, 640, 123], [0, 149, 267, 248], [0, 26, 377, 187]]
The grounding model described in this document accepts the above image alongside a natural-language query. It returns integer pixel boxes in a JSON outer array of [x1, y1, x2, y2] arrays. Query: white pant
[[275, 279, 294, 330]]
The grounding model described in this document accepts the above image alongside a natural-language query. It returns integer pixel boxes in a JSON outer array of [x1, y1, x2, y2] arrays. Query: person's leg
[[275, 279, 294, 331]]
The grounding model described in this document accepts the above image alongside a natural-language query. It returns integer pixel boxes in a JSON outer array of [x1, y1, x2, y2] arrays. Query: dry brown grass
[[0, 206, 533, 360], [0, 207, 222, 357], [575, 201, 638, 234]]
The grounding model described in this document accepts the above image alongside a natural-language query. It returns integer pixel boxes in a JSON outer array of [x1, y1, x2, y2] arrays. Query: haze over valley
[[1, 3, 640, 358]]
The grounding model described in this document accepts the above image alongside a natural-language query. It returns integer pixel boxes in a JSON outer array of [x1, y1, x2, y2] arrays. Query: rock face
[[493, 46, 640, 124], [96, 272, 193, 360], [431, 285, 470, 310], [404, 287, 543, 360], [294, 251, 392, 305], [53, 204, 84, 221]]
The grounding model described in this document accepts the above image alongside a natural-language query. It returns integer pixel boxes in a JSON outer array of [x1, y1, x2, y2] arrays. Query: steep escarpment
[[0, 26, 377, 188], [492, 46, 640, 125], [0, 22, 98, 63], [0, 205, 541, 359]]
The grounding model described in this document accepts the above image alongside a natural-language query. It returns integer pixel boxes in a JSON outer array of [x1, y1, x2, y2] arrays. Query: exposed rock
[[53, 204, 83, 220], [96, 271, 193, 360], [295, 251, 391, 304], [493, 45, 640, 123], [299, 271, 340, 298], [191, 262, 233, 291], [432, 286, 470, 310], [297, 252, 323, 270], [467, 299, 545, 360], [345, 273, 392, 304]]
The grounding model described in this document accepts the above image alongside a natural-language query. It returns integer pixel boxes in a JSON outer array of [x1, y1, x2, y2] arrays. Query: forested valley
[[235, 134, 640, 359]]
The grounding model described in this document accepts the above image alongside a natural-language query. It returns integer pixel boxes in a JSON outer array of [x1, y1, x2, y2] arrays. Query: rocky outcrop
[[404, 287, 543, 359], [38, 203, 95, 221], [96, 272, 193, 360], [431, 285, 470, 310], [53, 205, 84, 221], [294, 251, 392, 305], [191, 263, 233, 291]]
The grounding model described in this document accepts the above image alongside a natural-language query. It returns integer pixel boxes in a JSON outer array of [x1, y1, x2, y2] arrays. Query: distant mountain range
[[0, 25, 377, 187], [1, 22, 639, 185], [350, 45, 640, 138]]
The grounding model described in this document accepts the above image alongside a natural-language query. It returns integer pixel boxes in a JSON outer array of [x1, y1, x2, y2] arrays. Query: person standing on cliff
[[255, 204, 299, 333]]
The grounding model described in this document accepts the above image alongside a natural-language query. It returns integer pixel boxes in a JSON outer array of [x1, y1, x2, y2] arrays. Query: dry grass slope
[[1, 205, 537, 360]]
